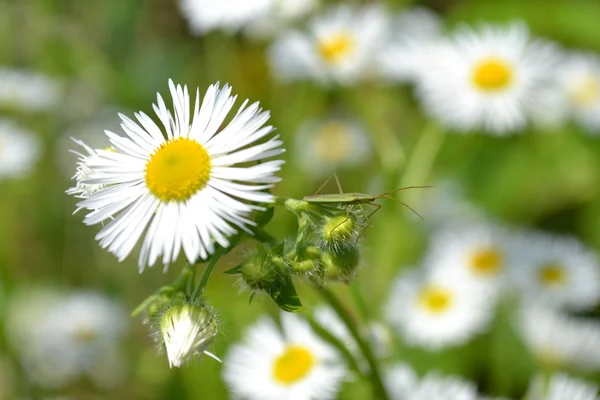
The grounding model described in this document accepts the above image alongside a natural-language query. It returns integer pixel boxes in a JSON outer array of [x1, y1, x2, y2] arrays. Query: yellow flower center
[[472, 58, 514, 91], [418, 285, 453, 314], [469, 248, 503, 276], [569, 74, 600, 107], [318, 33, 355, 64], [313, 122, 351, 162], [272, 345, 315, 385], [145, 137, 211, 202], [73, 326, 98, 344], [538, 264, 567, 287]]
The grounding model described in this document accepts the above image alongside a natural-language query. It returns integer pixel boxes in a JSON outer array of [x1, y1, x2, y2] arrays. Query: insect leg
[[378, 195, 424, 220], [313, 173, 340, 196]]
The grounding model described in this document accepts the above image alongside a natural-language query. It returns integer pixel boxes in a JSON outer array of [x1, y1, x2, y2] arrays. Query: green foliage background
[[1, 0, 600, 399]]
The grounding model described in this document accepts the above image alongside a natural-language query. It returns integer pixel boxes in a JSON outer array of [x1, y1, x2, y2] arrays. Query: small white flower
[[0, 119, 40, 180], [160, 303, 218, 368], [269, 4, 389, 85], [385, 269, 495, 349], [518, 304, 600, 372], [178, 0, 272, 35], [0, 68, 61, 111], [527, 373, 599, 400], [417, 22, 561, 134], [245, 0, 321, 39], [223, 312, 347, 400], [66, 139, 108, 202], [507, 230, 600, 311], [294, 117, 371, 177], [70, 80, 285, 271]]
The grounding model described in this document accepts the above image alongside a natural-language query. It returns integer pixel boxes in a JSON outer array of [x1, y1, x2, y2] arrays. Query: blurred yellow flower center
[[318, 33, 355, 64], [469, 248, 503, 276], [272, 345, 315, 384], [313, 123, 351, 162], [569, 74, 600, 106], [538, 264, 567, 287], [145, 138, 211, 202], [73, 326, 98, 344], [418, 286, 453, 313], [472, 58, 513, 91]]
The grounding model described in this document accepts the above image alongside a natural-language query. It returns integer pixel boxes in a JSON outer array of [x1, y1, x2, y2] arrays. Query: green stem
[[350, 280, 370, 322], [192, 247, 227, 299], [315, 285, 389, 400]]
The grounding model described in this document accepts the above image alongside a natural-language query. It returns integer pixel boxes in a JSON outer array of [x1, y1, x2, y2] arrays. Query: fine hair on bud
[[240, 244, 288, 294], [319, 208, 367, 254], [287, 243, 323, 279], [154, 299, 219, 368], [322, 245, 361, 283]]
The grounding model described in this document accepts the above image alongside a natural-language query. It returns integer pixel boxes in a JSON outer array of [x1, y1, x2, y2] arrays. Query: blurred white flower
[[415, 180, 484, 228], [245, 0, 321, 39], [178, 0, 272, 35], [507, 230, 600, 311], [294, 118, 371, 177], [385, 269, 495, 350], [558, 52, 600, 133], [417, 22, 561, 134], [0, 119, 40, 180], [69, 80, 284, 271], [379, 7, 445, 83], [385, 363, 479, 400], [269, 4, 389, 85], [526, 373, 599, 400], [0, 68, 61, 111], [424, 221, 511, 293], [518, 304, 600, 372], [223, 313, 347, 400]]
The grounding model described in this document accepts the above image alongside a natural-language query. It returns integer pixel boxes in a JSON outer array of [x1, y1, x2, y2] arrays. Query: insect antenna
[[378, 195, 424, 220], [378, 185, 435, 196]]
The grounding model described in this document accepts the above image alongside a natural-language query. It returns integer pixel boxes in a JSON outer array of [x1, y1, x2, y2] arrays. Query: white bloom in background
[[245, 0, 321, 39], [269, 4, 389, 85], [424, 222, 511, 293], [223, 313, 347, 400], [417, 22, 561, 134], [518, 304, 600, 372], [178, 0, 272, 35], [558, 52, 600, 132], [70, 80, 284, 271], [385, 269, 495, 350], [0, 119, 40, 180], [0, 68, 61, 111], [385, 363, 479, 400], [507, 230, 600, 311], [379, 7, 445, 83], [527, 373, 599, 400], [295, 118, 371, 177], [160, 303, 218, 368]]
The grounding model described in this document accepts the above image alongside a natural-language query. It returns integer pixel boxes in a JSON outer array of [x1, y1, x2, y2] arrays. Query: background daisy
[[0, 119, 40, 180]]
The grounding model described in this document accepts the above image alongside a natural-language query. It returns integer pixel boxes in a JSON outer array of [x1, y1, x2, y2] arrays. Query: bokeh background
[[1, 0, 600, 399]]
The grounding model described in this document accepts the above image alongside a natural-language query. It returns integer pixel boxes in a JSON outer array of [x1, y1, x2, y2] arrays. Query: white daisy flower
[[424, 222, 511, 293], [518, 304, 600, 372], [295, 117, 371, 177], [245, 0, 321, 39], [269, 4, 389, 85], [0, 119, 40, 180], [558, 52, 600, 132], [385, 363, 479, 400], [417, 22, 561, 134], [178, 0, 272, 35], [507, 230, 600, 311], [379, 7, 445, 83], [70, 80, 285, 271], [0, 68, 61, 111], [527, 373, 599, 400], [385, 269, 495, 350], [223, 312, 347, 400], [66, 139, 109, 202]]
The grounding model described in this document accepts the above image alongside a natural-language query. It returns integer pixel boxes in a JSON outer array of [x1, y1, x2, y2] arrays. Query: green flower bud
[[241, 245, 287, 292], [287, 245, 322, 277], [322, 245, 360, 283], [319, 212, 365, 253], [159, 302, 218, 368]]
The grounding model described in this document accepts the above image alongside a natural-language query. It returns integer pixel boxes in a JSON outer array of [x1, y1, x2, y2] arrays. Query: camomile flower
[[294, 117, 371, 177], [417, 22, 561, 134], [70, 80, 284, 271], [222, 312, 347, 400], [0, 68, 61, 111], [244, 0, 321, 39], [178, 0, 272, 35], [558, 52, 600, 132], [507, 230, 600, 311], [518, 304, 600, 372], [0, 119, 40, 180], [424, 222, 511, 293], [269, 4, 389, 85], [527, 373, 599, 400], [385, 269, 495, 350]]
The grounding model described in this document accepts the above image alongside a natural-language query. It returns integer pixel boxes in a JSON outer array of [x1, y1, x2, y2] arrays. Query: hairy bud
[[322, 245, 360, 283]]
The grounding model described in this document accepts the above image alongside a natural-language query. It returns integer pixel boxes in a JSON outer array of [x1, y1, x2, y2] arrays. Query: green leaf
[[269, 275, 305, 313], [254, 205, 274, 227], [223, 264, 243, 275]]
